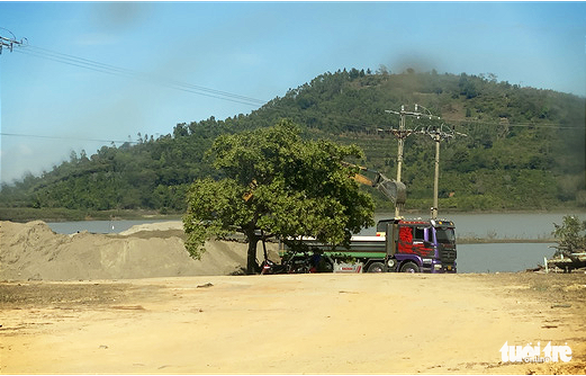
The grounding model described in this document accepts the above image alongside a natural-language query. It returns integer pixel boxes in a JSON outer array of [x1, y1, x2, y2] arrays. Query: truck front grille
[[441, 249, 457, 264]]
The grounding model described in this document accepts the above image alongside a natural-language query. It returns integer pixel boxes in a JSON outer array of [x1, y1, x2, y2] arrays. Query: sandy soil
[[1, 220, 585, 374], [0, 220, 280, 280], [1, 273, 585, 374]]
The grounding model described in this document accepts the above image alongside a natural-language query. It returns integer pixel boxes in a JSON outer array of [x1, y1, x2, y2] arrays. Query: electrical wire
[[8, 44, 584, 135], [441, 117, 583, 129], [12, 43, 376, 131], [0, 132, 138, 144], [14, 44, 268, 107]]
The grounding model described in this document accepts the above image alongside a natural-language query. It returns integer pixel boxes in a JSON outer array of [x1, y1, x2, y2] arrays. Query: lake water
[[370, 212, 586, 240], [457, 243, 556, 273], [47, 219, 174, 235], [47, 213, 585, 273]]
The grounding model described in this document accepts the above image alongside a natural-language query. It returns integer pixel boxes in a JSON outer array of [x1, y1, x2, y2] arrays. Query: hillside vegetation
[[1, 69, 584, 220]]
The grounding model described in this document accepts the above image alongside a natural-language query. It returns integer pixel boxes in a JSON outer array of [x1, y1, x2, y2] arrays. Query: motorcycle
[[258, 233, 335, 274], [260, 251, 311, 274]]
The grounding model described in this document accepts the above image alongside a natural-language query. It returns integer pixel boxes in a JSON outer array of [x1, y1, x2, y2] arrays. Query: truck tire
[[367, 262, 386, 273], [400, 261, 420, 273]]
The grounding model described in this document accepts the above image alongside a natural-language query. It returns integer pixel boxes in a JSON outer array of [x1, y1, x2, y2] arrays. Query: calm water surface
[[370, 212, 586, 240], [47, 219, 173, 234], [457, 243, 555, 273]]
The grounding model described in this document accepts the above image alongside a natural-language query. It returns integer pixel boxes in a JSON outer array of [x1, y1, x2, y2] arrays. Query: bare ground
[[1, 273, 585, 374], [1, 220, 585, 374]]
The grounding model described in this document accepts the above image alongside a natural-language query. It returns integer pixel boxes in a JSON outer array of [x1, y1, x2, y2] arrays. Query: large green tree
[[183, 120, 375, 274]]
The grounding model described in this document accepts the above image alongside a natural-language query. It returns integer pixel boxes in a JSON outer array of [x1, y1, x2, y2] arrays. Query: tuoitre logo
[[500, 341, 572, 363]]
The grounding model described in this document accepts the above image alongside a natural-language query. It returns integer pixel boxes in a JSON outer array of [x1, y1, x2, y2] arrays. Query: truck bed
[[297, 236, 387, 259]]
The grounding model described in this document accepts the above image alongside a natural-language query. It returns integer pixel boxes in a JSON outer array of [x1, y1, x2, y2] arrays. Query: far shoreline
[[2, 206, 586, 224]]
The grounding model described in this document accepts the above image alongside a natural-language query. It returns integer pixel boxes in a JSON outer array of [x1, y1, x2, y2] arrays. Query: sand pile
[[0, 221, 277, 281]]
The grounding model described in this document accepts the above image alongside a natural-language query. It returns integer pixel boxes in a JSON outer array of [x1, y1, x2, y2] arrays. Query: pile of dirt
[[0, 221, 277, 281]]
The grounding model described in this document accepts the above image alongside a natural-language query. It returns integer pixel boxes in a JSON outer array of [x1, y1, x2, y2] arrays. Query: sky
[[1, 1, 585, 184]]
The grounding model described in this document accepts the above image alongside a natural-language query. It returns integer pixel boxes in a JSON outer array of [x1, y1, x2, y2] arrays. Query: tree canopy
[[552, 215, 586, 256], [182, 120, 375, 274]]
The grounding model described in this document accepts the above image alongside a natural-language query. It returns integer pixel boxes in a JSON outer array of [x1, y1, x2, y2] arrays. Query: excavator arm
[[347, 164, 406, 205]]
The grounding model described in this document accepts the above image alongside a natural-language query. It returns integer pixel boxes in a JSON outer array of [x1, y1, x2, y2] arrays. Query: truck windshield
[[436, 227, 456, 244]]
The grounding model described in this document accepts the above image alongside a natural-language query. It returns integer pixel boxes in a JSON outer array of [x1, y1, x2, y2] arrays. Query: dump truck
[[260, 163, 456, 274], [267, 217, 457, 274]]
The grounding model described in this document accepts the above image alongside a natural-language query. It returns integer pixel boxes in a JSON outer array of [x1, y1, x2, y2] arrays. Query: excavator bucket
[[345, 161, 407, 206], [374, 174, 407, 205]]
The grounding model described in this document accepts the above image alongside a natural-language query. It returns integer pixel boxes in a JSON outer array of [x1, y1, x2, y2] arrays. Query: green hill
[[1, 69, 584, 221]]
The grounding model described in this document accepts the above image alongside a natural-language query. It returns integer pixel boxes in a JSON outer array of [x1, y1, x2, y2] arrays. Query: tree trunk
[[245, 232, 260, 275]]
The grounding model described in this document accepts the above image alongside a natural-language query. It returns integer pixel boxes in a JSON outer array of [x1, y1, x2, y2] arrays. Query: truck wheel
[[400, 261, 420, 273], [367, 262, 386, 273]]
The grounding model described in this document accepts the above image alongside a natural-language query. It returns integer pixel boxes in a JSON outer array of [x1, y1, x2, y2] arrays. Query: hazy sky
[[1, 1, 585, 184]]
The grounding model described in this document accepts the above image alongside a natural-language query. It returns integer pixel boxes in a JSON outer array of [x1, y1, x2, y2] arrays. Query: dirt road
[[1, 273, 585, 374]]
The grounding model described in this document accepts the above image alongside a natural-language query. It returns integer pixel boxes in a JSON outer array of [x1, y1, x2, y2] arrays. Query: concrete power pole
[[0, 28, 26, 54], [385, 104, 439, 218], [431, 130, 442, 220], [384, 104, 465, 220], [424, 124, 466, 220]]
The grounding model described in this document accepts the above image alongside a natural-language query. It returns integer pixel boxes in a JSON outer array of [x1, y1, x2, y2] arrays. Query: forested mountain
[[1, 69, 585, 220]]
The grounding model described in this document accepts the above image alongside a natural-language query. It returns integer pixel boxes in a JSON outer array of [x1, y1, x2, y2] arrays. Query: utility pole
[[384, 104, 466, 220], [384, 104, 439, 218], [424, 124, 466, 220], [0, 28, 26, 54], [432, 130, 441, 220]]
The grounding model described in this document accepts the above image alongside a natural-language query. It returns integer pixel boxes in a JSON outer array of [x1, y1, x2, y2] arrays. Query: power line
[[2, 34, 386, 131], [16, 46, 376, 130], [12, 45, 376, 132], [0, 132, 137, 145], [0, 28, 272, 108], [13, 44, 268, 107], [443, 117, 583, 129], [4, 31, 582, 138]]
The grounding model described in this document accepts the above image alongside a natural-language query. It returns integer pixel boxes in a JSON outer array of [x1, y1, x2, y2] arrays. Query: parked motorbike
[[260, 251, 311, 274], [260, 251, 334, 274]]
